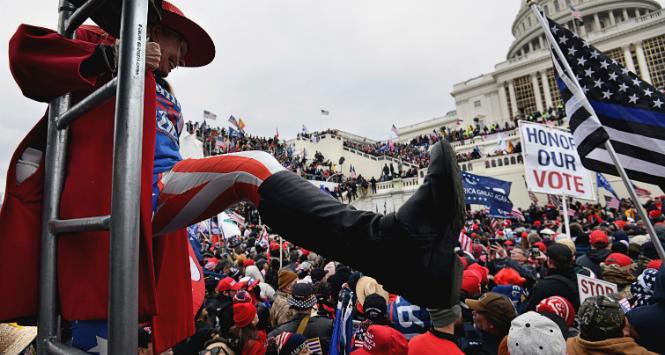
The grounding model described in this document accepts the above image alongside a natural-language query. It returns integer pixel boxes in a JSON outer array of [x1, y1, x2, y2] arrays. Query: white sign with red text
[[520, 122, 595, 200], [577, 274, 618, 303]]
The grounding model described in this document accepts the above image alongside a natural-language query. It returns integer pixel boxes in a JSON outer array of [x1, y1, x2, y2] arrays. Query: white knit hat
[[507, 311, 566, 355]]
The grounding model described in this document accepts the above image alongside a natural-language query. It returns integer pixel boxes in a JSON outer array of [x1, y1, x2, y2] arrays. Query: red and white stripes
[[152, 151, 284, 235]]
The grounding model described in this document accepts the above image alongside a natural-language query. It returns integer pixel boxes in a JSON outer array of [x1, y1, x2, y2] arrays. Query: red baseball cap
[[604, 253, 633, 267], [350, 325, 407, 355], [494, 267, 526, 287], [647, 259, 662, 269], [243, 259, 255, 267], [590, 230, 609, 245], [461, 269, 485, 297], [649, 209, 662, 219], [533, 241, 547, 252], [216, 277, 242, 292], [467, 263, 489, 284]]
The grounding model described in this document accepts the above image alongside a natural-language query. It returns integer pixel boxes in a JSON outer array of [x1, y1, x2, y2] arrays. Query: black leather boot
[[258, 141, 464, 308]]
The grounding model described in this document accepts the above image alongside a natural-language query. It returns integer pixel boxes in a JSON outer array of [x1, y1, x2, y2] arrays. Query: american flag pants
[[152, 150, 285, 236]]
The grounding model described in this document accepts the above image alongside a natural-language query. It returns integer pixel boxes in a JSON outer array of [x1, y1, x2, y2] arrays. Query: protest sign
[[577, 274, 618, 303], [520, 121, 595, 200]]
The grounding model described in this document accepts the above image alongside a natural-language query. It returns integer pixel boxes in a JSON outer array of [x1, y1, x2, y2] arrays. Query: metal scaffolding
[[37, 0, 149, 353]]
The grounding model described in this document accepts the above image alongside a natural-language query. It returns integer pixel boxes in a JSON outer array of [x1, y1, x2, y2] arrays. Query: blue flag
[[596, 172, 619, 199], [187, 225, 203, 262], [462, 172, 513, 215], [228, 126, 239, 137]]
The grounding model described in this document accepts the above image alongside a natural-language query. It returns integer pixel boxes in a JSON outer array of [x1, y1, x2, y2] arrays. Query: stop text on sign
[[577, 274, 618, 303], [519, 122, 595, 200]]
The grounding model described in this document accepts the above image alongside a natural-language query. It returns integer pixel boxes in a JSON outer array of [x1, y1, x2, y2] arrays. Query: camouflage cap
[[578, 295, 625, 341]]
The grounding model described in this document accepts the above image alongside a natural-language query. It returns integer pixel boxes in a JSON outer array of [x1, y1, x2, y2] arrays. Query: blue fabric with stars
[[71, 320, 108, 354], [461, 172, 513, 216]]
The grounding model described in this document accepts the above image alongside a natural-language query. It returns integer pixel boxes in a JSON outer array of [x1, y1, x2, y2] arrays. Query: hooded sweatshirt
[[576, 249, 611, 277], [627, 266, 665, 354], [566, 336, 658, 355]]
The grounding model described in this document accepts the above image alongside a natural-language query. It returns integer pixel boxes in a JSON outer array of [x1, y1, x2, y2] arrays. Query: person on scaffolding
[[0, 1, 464, 352]]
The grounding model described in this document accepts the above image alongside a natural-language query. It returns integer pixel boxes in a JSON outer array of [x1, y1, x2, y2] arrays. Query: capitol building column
[[608, 10, 616, 26], [508, 81, 518, 118], [623, 45, 638, 73], [634, 41, 653, 83], [498, 83, 511, 121], [541, 71, 553, 110], [531, 73, 544, 112]]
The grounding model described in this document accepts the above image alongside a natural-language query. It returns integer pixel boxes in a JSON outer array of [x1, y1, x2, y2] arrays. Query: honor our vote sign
[[520, 122, 595, 201]]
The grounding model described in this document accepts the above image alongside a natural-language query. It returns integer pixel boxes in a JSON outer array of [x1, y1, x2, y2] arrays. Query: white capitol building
[[287, 0, 665, 212]]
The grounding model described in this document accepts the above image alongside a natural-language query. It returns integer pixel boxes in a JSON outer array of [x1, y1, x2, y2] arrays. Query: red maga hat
[[161, 1, 215, 67]]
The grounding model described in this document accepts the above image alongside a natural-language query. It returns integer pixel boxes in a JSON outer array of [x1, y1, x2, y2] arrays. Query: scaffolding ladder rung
[[56, 77, 118, 129], [44, 337, 90, 355], [64, 0, 109, 37], [49, 215, 111, 234]]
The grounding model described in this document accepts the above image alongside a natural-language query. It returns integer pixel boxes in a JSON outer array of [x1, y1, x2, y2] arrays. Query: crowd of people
[[53, 194, 662, 354]]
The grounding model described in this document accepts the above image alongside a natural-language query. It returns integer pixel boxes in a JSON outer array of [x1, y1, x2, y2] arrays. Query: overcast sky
[[0, 0, 603, 191]]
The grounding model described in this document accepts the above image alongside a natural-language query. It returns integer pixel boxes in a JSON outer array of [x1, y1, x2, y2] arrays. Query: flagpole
[[562, 194, 571, 237], [529, 1, 665, 260], [279, 236, 283, 269], [604, 140, 665, 259]]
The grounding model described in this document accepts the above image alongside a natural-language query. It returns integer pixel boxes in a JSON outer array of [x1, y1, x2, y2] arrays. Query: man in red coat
[[1, 0, 466, 352]]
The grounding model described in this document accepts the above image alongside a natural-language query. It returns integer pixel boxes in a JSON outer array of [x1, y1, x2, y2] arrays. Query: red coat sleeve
[[8, 24, 98, 102]]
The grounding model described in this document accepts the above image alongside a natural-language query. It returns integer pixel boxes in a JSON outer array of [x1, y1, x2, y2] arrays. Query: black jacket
[[268, 313, 333, 354], [626, 265, 665, 354], [576, 248, 610, 277], [524, 268, 579, 311]]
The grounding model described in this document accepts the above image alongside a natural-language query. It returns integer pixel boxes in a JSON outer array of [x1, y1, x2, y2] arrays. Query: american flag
[[306, 338, 323, 354], [459, 228, 473, 253], [228, 115, 239, 129], [203, 109, 217, 120], [604, 195, 621, 209], [632, 184, 652, 198], [511, 208, 525, 221], [228, 211, 245, 225], [618, 298, 632, 313], [545, 17, 665, 190], [548, 194, 561, 208], [569, 5, 583, 23], [391, 124, 399, 136], [528, 191, 539, 204]]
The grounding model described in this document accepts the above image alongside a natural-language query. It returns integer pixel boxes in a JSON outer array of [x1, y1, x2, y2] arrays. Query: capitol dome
[[508, 0, 661, 59]]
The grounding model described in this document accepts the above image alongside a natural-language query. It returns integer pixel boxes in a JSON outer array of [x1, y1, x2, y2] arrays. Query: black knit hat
[[363, 293, 387, 322], [547, 243, 573, 264], [288, 283, 317, 309]]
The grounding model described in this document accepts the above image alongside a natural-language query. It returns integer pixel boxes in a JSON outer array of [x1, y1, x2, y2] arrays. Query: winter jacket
[[269, 313, 333, 354], [627, 266, 665, 354], [524, 268, 579, 311], [269, 291, 295, 327], [566, 336, 658, 355], [576, 248, 610, 277]]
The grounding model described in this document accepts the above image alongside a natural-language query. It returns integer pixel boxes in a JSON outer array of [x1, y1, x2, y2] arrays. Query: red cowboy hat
[[161, 1, 215, 67]]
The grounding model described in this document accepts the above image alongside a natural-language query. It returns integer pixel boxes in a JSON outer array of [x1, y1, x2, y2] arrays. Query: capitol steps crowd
[[127, 194, 665, 355]]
